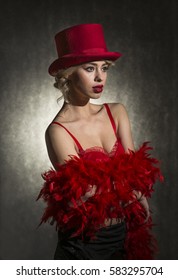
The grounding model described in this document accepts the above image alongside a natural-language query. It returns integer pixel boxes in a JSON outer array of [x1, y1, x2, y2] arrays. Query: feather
[[37, 142, 163, 259]]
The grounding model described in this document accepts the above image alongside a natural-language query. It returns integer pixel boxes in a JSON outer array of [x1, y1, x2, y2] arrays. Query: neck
[[67, 88, 90, 106], [63, 100, 96, 119]]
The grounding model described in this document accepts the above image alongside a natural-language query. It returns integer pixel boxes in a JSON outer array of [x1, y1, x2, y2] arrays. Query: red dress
[[37, 104, 163, 259]]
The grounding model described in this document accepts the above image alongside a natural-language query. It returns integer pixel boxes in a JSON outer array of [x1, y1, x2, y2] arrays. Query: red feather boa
[[37, 142, 163, 259]]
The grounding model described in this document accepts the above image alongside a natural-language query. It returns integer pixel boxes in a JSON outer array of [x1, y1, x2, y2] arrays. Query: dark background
[[0, 0, 177, 259]]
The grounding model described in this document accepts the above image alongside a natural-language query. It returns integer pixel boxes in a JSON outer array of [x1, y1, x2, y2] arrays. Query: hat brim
[[48, 52, 122, 76]]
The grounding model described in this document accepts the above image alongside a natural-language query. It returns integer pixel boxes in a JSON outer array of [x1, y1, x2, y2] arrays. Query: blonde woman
[[38, 23, 163, 260]]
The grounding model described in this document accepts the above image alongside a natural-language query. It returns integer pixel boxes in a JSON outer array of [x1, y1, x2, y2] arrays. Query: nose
[[94, 70, 103, 82]]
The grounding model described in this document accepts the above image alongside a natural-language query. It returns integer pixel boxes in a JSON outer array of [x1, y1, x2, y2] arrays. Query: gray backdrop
[[0, 0, 177, 259]]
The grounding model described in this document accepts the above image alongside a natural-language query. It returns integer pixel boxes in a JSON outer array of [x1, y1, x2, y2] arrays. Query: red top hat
[[48, 23, 122, 76]]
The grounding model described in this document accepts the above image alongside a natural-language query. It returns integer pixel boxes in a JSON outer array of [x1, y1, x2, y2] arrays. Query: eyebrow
[[85, 62, 108, 66]]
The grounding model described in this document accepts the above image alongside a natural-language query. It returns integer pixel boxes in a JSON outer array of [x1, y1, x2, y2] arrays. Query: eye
[[102, 65, 109, 72], [84, 66, 95, 72]]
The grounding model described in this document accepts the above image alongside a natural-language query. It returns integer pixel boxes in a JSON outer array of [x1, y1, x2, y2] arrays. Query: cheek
[[71, 77, 88, 93], [103, 73, 107, 82], [77, 74, 92, 88], [70, 71, 93, 91]]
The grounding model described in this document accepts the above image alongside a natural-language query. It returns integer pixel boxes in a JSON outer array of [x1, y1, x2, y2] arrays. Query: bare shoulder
[[107, 103, 134, 151], [106, 102, 129, 120], [46, 122, 64, 139], [46, 122, 75, 148], [45, 123, 78, 166]]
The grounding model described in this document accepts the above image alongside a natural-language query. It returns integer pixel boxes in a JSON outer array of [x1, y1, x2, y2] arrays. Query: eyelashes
[[84, 66, 109, 72]]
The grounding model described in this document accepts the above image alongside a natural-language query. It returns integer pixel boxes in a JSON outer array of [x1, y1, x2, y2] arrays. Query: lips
[[92, 85, 103, 93]]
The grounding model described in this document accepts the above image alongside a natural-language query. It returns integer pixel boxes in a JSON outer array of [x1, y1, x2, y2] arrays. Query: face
[[68, 61, 110, 100]]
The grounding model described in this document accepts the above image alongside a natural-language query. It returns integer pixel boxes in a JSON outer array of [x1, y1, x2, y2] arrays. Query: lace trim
[[79, 139, 119, 157]]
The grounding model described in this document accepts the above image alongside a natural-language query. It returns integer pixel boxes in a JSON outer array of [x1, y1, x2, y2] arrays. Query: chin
[[90, 93, 102, 99]]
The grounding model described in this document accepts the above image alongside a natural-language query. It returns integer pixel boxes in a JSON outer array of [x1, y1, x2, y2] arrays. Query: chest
[[67, 118, 118, 152]]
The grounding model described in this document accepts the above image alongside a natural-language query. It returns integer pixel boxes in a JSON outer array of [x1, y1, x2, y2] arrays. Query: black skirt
[[54, 222, 126, 260]]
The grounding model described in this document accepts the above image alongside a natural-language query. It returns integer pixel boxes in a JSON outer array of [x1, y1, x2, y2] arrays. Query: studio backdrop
[[0, 0, 177, 259]]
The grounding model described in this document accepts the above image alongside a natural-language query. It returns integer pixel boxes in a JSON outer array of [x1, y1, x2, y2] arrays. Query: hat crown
[[48, 23, 122, 75], [55, 23, 108, 57]]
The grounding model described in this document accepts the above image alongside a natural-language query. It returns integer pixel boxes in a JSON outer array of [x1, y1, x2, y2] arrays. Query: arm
[[115, 103, 135, 152], [45, 124, 96, 204], [112, 103, 150, 220]]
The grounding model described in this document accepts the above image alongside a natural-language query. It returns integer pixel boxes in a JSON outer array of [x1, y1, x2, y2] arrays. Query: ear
[[67, 72, 74, 81]]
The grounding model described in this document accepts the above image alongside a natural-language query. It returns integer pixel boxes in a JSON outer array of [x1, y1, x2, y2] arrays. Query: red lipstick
[[92, 85, 103, 93]]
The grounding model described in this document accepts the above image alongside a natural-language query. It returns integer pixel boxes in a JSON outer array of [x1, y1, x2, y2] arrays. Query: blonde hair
[[54, 60, 114, 103], [53, 65, 77, 103]]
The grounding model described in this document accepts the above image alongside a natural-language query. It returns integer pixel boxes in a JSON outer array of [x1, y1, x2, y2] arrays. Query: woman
[[38, 23, 163, 260]]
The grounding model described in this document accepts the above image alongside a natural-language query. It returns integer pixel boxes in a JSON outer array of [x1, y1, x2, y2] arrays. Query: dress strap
[[51, 121, 83, 151], [104, 104, 117, 135]]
